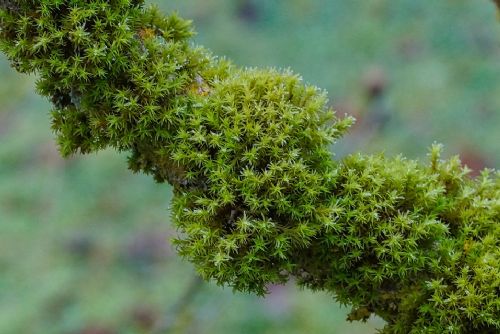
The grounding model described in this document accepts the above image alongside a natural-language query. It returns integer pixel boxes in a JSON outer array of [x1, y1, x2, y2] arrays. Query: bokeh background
[[1, 1, 499, 333]]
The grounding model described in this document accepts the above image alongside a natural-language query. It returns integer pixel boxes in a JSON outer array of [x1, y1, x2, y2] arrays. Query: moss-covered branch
[[1, 1, 498, 333]]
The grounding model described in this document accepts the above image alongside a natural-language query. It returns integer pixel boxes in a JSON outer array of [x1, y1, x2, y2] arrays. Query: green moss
[[1, 1, 498, 333]]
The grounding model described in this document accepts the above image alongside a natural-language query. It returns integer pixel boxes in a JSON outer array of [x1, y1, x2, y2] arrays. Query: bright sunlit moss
[[1, 1, 498, 333]]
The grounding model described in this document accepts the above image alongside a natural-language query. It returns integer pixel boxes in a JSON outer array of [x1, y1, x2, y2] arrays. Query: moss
[[1, 1, 498, 332]]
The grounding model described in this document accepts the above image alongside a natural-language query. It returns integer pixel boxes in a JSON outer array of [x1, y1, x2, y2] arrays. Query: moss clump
[[296, 148, 499, 333], [169, 68, 353, 294], [1, 1, 498, 333]]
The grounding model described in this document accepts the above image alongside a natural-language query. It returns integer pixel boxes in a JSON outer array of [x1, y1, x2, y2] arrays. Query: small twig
[[153, 275, 205, 333], [494, 0, 500, 11]]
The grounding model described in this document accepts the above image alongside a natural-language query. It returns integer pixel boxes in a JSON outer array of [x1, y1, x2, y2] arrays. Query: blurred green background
[[0, 1, 499, 333]]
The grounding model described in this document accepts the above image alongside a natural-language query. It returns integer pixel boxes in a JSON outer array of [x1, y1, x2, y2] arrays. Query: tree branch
[[1, 2, 498, 333]]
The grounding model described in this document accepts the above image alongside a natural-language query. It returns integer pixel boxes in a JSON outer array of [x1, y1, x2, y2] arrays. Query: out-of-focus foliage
[[0, 0, 499, 333]]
